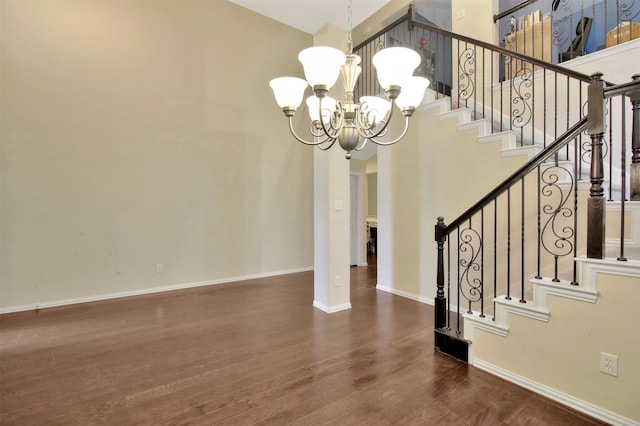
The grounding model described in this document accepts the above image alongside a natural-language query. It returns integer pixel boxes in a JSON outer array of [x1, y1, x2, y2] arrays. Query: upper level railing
[[494, 0, 640, 67], [354, 6, 596, 151], [354, 6, 628, 195]]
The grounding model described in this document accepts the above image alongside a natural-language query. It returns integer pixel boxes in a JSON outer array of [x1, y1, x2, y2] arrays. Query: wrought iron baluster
[[501, 69, 504, 131], [572, 135, 579, 285], [457, 227, 461, 332], [619, 95, 628, 262], [536, 164, 542, 279], [544, 67, 547, 148], [566, 74, 570, 159], [540, 161, 575, 282], [510, 61, 514, 134], [480, 208, 485, 318], [620, 0, 640, 22], [579, 82, 585, 178], [630, 74, 640, 201], [555, 71, 558, 143], [493, 199, 497, 320], [512, 61, 532, 145], [491, 49, 494, 127], [447, 238, 451, 329], [609, 97, 614, 200], [460, 218, 482, 315], [457, 39, 461, 108], [473, 44, 477, 118], [433, 31, 438, 99], [532, 61, 535, 146], [520, 177, 526, 303], [459, 42, 475, 108], [507, 188, 512, 300]]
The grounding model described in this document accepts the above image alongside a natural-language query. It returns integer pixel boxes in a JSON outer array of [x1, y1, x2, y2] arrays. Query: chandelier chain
[[347, 0, 353, 53]]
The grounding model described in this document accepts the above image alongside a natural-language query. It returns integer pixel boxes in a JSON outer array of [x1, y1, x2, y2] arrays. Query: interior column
[[312, 24, 351, 313]]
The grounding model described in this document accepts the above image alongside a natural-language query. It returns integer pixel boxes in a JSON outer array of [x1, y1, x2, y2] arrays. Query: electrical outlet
[[600, 352, 618, 376], [334, 276, 341, 287], [156, 263, 164, 273]]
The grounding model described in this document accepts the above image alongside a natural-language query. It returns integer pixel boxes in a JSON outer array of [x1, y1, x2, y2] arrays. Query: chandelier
[[268, 0, 429, 159]]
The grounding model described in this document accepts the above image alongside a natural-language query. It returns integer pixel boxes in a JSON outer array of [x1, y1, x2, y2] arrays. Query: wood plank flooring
[[0, 257, 606, 425]]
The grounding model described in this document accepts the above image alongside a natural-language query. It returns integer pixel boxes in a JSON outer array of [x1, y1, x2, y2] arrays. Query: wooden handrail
[[493, 0, 538, 22], [443, 117, 588, 235]]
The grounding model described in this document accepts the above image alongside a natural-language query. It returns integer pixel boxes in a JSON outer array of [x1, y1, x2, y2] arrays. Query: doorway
[[350, 173, 361, 266]]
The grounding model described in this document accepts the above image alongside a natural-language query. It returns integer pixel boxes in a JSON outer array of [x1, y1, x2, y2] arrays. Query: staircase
[[355, 7, 640, 425], [429, 80, 640, 425]]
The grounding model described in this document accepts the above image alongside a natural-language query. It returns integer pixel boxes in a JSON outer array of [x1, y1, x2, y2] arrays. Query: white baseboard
[[312, 300, 352, 313], [0, 266, 314, 314], [376, 284, 434, 306], [474, 359, 640, 426]]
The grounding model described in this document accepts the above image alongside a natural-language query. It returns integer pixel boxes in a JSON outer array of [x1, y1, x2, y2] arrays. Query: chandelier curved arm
[[317, 99, 344, 140], [355, 101, 395, 140], [368, 116, 411, 146], [354, 137, 368, 151], [288, 116, 337, 146], [317, 139, 338, 151]]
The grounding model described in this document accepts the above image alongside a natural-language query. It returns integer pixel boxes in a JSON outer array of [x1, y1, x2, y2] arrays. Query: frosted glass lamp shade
[[298, 46, 346, 89], [372, 47, 421, 89], [395, 76, 430, 109], [360, 96, 391, 125], [269, 77, 308, 109], [306, 96, 337, 122]]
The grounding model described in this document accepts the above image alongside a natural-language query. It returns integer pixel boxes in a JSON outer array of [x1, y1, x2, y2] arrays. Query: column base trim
[[312, 300, 352, 313]]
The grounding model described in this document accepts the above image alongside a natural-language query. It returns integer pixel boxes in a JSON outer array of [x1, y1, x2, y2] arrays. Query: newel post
[[587, 72, 606, 259], [630, 74, 640, 201], [435, 217, 447, 329]]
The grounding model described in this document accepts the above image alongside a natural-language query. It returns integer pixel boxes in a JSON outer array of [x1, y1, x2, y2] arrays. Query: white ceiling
[[229, 0, 392, 35]]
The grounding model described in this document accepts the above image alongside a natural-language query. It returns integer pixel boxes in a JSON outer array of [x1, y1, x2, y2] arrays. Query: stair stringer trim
[[450, 86, 554, 148], [421, 96, 451, 115], [463, 257, 640, 425], [424, 94, 535, 163], [531, 277, 598, 306], [464, 258, 617, 349], [457, 118, 492, 136], [439, 107, 472, 125]]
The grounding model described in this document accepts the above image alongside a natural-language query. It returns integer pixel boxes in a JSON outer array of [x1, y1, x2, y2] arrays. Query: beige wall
[[0, 0, 314, 309], [451, 0, 499, 44], [352, 0, 412, 46], [383, 100, 531, 300], [367, 172, 377, 218]]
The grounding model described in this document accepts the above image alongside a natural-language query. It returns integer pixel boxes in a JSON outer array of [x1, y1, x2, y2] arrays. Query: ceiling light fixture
[[269, 0, 429, 159]]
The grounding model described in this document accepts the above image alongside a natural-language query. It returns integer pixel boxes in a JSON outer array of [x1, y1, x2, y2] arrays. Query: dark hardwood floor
[[1, 255, 606, 425]]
